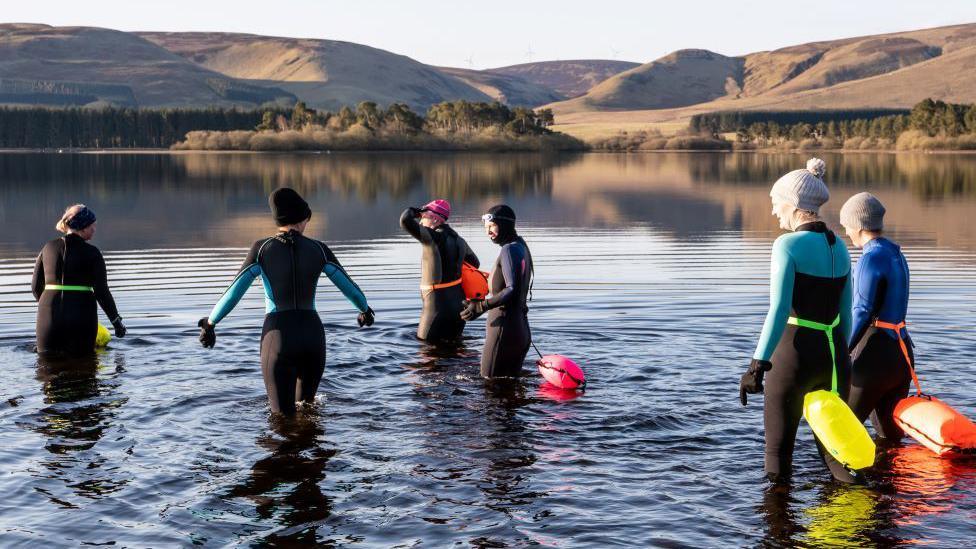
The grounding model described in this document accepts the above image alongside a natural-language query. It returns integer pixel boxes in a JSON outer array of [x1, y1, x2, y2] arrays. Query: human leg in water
[[260, 310, 326, 415], [764, 326, 857, 484], [480, 311, 531, 378], [848, 328, 913, 441]]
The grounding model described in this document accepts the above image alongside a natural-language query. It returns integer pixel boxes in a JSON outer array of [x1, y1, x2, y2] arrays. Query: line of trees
[[258, 100, 556, 136], [690, 109, 910, 134], [0, 99, 560, 149], [697, 99, 976, 150], [0, 106, 284, 148]]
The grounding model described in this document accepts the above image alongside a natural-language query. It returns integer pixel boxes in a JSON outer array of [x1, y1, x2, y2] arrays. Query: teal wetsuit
[[753, 222, 855, 482], [208, 230, 368, 415]]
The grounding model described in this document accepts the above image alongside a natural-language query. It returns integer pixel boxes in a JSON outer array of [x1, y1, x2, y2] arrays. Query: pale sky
[[6, 1, 975, 69]]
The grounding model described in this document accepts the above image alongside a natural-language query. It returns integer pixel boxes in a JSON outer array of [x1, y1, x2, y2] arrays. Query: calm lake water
[[1, 151, 976, 547]]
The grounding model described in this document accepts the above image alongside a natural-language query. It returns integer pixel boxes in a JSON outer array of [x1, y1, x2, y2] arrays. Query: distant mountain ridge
[[548, 23, 976, 122], [489, 60, 641, 99], [4, 21, 976, 125], [0, 24, 296, 108], [0, 24, 637, 111]]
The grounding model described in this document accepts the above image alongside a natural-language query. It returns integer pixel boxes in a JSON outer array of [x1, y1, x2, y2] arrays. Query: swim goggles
[[481, 213, 515, 223]]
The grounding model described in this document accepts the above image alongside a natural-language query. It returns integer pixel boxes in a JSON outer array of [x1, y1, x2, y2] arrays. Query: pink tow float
[[537, 354, 586, 390]]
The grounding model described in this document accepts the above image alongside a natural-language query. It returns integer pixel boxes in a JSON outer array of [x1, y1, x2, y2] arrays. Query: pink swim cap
[[422, 199, 451, 222]]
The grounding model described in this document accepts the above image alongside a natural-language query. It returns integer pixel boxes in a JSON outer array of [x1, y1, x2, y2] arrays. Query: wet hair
[[56, 204, 96, 233]]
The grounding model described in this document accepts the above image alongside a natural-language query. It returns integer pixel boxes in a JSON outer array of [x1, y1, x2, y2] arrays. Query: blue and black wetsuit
[[481, 237, 533, 378], [846, 237, 912, 441], [32, 234, 120, 356], [400, 209, 479, 342], [207, 230, 369, 415], [754, 222, 854, 482]]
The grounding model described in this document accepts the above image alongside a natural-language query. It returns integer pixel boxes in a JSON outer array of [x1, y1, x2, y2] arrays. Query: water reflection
[[31, 352, 128, 501], [228, 413, 335, 546], [4, 152, 976, 254]]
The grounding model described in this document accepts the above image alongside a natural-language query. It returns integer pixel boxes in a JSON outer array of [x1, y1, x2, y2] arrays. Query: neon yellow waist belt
[[787, 314, 841, 392], [45, 284, 94, 292]]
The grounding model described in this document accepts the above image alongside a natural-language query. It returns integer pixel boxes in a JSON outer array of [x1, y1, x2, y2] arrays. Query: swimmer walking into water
[[400, 199, 479, 342], [840, 192, 914, 441], [740, 159, 858, 483], [461, 205, 533, 378], [32, 204, 126, 357], [197, 188, 375, 416]]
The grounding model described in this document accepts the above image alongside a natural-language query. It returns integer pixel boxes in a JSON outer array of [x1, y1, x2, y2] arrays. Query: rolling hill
[[547, 23, 976, 136], [139, 31, 492, 111], [435, 66, 562, 107], [489, 60, 640, 99], [0, 24, 295, 108]]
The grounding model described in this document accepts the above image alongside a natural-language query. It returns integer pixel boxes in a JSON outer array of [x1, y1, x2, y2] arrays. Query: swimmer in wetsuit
[[740, 159, 858, 483], [32, 204, 127, 356], [840, 192, 913, 442], [197, 188, 375, 415], [400, 199, 479, 342], [461, 205, 533, 378]]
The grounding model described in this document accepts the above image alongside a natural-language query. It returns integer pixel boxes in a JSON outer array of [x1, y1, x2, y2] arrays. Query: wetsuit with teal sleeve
[[207, 230, 368, 415], [846, 237, 913, 440], [752, 222, 855, 483], [481, 236, 533, 378], [399, 209, 479, 342]]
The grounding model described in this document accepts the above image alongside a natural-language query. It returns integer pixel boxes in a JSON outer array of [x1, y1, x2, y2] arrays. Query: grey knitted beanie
[[840, 192, 885, 232], [770, 158, 829, 212]]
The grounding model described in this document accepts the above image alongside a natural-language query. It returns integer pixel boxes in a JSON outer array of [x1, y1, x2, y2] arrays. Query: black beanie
[[487, 204, 517, 244], [269, 187, 311, 226]]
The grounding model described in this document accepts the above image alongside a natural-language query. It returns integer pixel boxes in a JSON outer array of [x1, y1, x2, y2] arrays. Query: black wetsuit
[[847, 237, 913, 441], [32, 234, 120, 356], [400, 209, 479, 342], [753, 222, 855, 483], [207, 230, 369, 415], [481, 236, 533, 378]]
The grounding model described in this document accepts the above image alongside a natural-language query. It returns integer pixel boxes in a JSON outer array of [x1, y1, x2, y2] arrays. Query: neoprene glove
[[198, 317, 216, 348], [408, 207, 422, 218], [740, 359, 772, 405], [357, 307, 375, 327], [460, 299, 486, 321], [111, 316, 127, 338]]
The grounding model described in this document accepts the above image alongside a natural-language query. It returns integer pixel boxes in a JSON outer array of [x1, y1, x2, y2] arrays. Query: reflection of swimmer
[[461, 205, 533, 378], [198, 188, 374, 416], [400, 200, 479, 343], [741, 159, 856, 483], [840, 193, 914, 442], [229, 415, 333, 544], [32, 204, 126, 356], [33, 353, 129, 499]]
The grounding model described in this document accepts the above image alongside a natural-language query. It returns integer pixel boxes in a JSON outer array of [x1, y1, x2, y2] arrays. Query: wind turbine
[[465, 54, 475, 68], [610, 46, 622, 59], [525, 44, 535, 61]]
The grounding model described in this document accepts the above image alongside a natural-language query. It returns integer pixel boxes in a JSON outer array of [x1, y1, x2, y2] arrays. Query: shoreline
[[3, 147, 976, 155]]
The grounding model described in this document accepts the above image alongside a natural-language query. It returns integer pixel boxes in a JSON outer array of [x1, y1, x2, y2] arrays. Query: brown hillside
[[566, 49, 744, 111], [140, 32, 491, 110], [490, 60, 639, 98], [548, 22, 976, 130], [436, 66, 561, 107], [0, 24, 294, 107]]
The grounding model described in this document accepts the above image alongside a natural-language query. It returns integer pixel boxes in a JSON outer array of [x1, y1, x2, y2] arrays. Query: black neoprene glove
[[460, 299, 486, 321], [111, 316, 127, 338], [357, 307, 375, 327], [740, 359, 772, 406], [408, 207, 422, 218], [198, 317, 216, 348]]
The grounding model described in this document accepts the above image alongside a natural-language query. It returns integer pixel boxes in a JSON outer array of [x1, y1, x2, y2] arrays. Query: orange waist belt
[[873, 319, 923, 395], [420, 277, 462, 291]]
